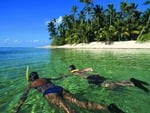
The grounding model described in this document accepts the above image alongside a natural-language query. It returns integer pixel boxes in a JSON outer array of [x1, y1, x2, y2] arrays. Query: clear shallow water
[[0, 47, 150, 113]]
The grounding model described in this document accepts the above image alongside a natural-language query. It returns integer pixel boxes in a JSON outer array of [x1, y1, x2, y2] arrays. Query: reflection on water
[[0, 48, 150, 113]]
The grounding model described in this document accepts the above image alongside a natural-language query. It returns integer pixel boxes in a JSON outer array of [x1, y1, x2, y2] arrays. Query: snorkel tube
[[26, 66, 30, 82]]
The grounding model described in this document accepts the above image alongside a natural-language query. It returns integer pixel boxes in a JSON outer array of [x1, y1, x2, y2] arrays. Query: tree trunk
[[138, 15, 150, 39]]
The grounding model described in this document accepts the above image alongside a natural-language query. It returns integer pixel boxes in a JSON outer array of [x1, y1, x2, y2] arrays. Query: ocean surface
[[0, 47, 150, 113]]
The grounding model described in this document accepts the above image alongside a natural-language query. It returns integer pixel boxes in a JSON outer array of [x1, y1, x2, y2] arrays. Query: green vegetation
[[48, 0, 150, 45], [137, 32, 150, 42]]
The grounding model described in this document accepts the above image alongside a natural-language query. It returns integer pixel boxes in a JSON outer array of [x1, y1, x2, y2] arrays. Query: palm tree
[[93, 5, 104, 28], [144, 0, 150, 4], [62, 15, 73, 44], [107, 4, 116, 26], [80, 0, 92, 20], [71, 5, 77, 16], [119, 2, 141, 40], [80, 0, 93, 43], [138, 0, 150, 39], [71, 5, 77, 26], [143, 0, 150, 26], [48, 19, 57, 40]]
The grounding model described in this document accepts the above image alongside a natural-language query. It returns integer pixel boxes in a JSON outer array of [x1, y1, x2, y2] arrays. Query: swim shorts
[[43, 86, 63, 96]]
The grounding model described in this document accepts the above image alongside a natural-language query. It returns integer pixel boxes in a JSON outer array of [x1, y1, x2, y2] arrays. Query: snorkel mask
[[29, 72, 39, 81]]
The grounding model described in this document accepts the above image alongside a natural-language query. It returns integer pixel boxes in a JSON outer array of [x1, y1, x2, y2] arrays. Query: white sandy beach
[[41, 41, 150, 49]]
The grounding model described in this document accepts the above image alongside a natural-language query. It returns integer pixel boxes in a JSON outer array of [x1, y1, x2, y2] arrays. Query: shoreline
[[41, 41, 150, 49]]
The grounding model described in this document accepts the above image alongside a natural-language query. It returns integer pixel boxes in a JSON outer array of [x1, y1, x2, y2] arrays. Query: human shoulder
[[31, 78, 49, 88], [79, 67, 93, 73]]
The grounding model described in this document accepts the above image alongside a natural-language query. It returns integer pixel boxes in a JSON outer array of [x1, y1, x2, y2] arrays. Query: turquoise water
[[0, 47, 150, 113]]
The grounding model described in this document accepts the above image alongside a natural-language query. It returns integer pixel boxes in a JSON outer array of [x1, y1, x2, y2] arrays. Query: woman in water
[[25, 71, 125, 113], [69, 65, 149, 93]]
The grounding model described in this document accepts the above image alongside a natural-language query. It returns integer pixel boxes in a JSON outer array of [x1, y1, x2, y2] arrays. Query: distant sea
[[0, 47, 150, 113]]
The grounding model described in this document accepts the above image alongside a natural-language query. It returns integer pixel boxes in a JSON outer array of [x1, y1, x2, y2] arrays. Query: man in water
[[69, 65, 149, 93], [25, 71, 125, 113]]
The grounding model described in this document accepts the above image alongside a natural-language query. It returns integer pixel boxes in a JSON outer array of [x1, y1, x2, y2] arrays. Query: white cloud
[[4, 38, 23, 44], [1, 38, 50, 47], [32, 40, 40, 43], [14, 39, 23, 43], [56, 16, 62, 25], [4, 38, 10, 43], [45, 16, 63, 26]]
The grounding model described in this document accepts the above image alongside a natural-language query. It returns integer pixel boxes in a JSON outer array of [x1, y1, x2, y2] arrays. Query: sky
[[0, 0, 149, 47]]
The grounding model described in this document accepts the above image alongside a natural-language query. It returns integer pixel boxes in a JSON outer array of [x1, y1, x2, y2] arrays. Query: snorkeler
[[69, 65, 149, 93], [22, 71, 125, 113]]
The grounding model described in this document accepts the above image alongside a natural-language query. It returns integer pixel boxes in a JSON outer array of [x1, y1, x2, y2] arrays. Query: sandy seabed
[[41, 41, 150, 49]]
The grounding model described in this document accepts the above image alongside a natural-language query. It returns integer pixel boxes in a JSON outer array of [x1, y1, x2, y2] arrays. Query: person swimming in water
[[24, 71, 125, 113], [69, 65, 149, 93]]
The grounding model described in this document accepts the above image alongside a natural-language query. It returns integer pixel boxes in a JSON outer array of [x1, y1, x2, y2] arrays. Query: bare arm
[[79, 67, 94, 73], [48, 74, 69, 80], [14, 84, 31, 113], [70, 67, 93, 78]]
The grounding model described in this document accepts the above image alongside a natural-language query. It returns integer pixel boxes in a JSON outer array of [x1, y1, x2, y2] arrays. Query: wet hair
[[69, 65, 76, 71], [29, 72, 39, 81]]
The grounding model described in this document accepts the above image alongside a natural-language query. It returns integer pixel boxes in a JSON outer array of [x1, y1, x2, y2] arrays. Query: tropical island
[[46, 0, 150, 48]]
